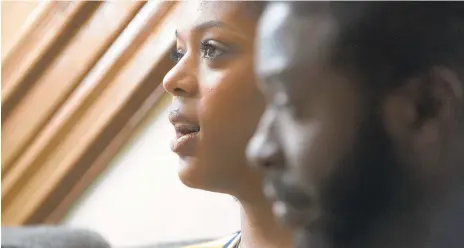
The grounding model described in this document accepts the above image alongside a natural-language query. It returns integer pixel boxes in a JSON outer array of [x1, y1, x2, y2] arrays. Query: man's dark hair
[[244, 1, 267, 19], [321, 2, 464, 94]]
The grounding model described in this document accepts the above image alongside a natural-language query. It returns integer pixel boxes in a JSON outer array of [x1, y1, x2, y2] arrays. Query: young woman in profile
[[162, 1, 292, 248]]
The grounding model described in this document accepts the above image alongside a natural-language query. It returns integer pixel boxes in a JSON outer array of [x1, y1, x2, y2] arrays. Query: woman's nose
[[163, 59, 198, 97]]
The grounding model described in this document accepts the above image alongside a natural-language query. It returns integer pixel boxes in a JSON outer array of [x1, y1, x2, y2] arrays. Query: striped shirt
[[183, 231, 241, 248]]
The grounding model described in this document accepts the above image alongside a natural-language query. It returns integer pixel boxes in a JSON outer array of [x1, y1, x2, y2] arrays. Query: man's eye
[[200, 40, 229, 60], [271, 91, 300, 117], [273, 92, 291, 108]]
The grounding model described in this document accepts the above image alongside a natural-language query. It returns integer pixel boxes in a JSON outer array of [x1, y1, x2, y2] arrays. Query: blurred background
[[1, 1, 240, 247]]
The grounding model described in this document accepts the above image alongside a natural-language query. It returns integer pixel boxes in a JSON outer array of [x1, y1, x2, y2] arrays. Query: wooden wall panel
[[1, 2, 98, 173], [1, 2, 96, 112], [1, 1, 195, 225], [1, 1, 144, 176], [1, 1, 41, 61], [43, 93, 172, 224]]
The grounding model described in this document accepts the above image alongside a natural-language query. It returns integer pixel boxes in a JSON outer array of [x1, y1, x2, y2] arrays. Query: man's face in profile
[[247, 2, 413, 244]]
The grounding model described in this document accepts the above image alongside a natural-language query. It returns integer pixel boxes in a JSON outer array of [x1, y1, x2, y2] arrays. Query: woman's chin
[[177, 170, 218, 191], [177, 171, 199, 189], [177, 157, 211, 190], [176, 158, 233, 193]]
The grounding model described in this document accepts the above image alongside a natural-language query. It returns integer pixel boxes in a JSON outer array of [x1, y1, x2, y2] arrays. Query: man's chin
[[293, 228, 330, 248], [271, 200, 317, 230]]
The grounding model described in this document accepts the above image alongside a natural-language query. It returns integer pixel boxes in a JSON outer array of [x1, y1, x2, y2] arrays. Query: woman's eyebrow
[[192, 20, 231, 32]]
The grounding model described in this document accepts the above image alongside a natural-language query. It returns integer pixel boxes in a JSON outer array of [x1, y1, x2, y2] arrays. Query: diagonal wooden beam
[[1, 2, 101, 118], [1, 1, 144, 176], [2, 1, 196, 225]]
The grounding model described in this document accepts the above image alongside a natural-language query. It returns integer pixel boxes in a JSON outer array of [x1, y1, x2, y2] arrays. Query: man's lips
[[263, 178, 316, 228]]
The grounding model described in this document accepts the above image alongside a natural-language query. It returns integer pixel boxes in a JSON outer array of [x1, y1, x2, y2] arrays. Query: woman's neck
[[238, 198, 293, 248]]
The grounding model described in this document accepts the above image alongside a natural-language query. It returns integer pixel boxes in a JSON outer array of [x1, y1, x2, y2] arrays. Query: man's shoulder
[[182, 232, 241, 248]]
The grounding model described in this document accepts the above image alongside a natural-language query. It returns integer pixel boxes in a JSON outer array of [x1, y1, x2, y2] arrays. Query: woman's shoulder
[[182, 231, 241, 248]]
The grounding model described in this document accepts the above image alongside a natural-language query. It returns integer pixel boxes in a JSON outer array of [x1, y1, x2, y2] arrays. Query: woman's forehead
[[182, 1, 241, 15], [198, 1, 240, 11], [176, 1, 252, 36]]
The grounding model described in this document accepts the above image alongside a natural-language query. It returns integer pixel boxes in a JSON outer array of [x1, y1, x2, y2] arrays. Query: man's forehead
[[260, 2, 337, 42], [257, 3, 337, 75]]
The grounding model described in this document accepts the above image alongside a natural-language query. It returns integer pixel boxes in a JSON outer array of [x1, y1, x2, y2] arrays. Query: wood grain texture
[[42, 89, 172, 224], [1, 2, 96, 114], [1, 1, 100, 173], [2, 0, 195, 225], [1, 1, 143, 177], [1, 1, 42, 62]]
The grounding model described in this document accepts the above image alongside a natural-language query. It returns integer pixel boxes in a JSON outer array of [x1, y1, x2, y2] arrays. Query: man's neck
[[365, 185, 464, 248], [322, 188, 464, 248], [238, 198, 293, 248]]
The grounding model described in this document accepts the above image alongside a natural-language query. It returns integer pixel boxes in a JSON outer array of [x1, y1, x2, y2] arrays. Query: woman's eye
[[200, 40, 229, 60], [169, 49, 184, 64]]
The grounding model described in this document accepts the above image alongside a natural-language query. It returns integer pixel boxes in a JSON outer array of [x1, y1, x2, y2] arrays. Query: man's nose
[[246, 112, 284, 170]]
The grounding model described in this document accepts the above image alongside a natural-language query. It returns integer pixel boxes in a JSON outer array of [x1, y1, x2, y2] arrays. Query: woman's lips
[[171, 124, 200, 156], [174, 124, 200, 139]]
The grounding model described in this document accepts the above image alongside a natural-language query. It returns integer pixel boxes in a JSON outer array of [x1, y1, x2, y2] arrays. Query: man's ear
[[382, 66, 463, 182], [429, 66, 463, 121], [383, 67, 463, 143]]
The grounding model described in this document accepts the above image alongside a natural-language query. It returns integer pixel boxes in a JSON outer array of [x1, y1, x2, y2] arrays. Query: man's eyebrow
[[175, 20, 234, 39]]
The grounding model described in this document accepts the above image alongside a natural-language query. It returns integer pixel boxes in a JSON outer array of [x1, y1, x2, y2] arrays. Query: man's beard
[[297, 111, 418, 248]]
